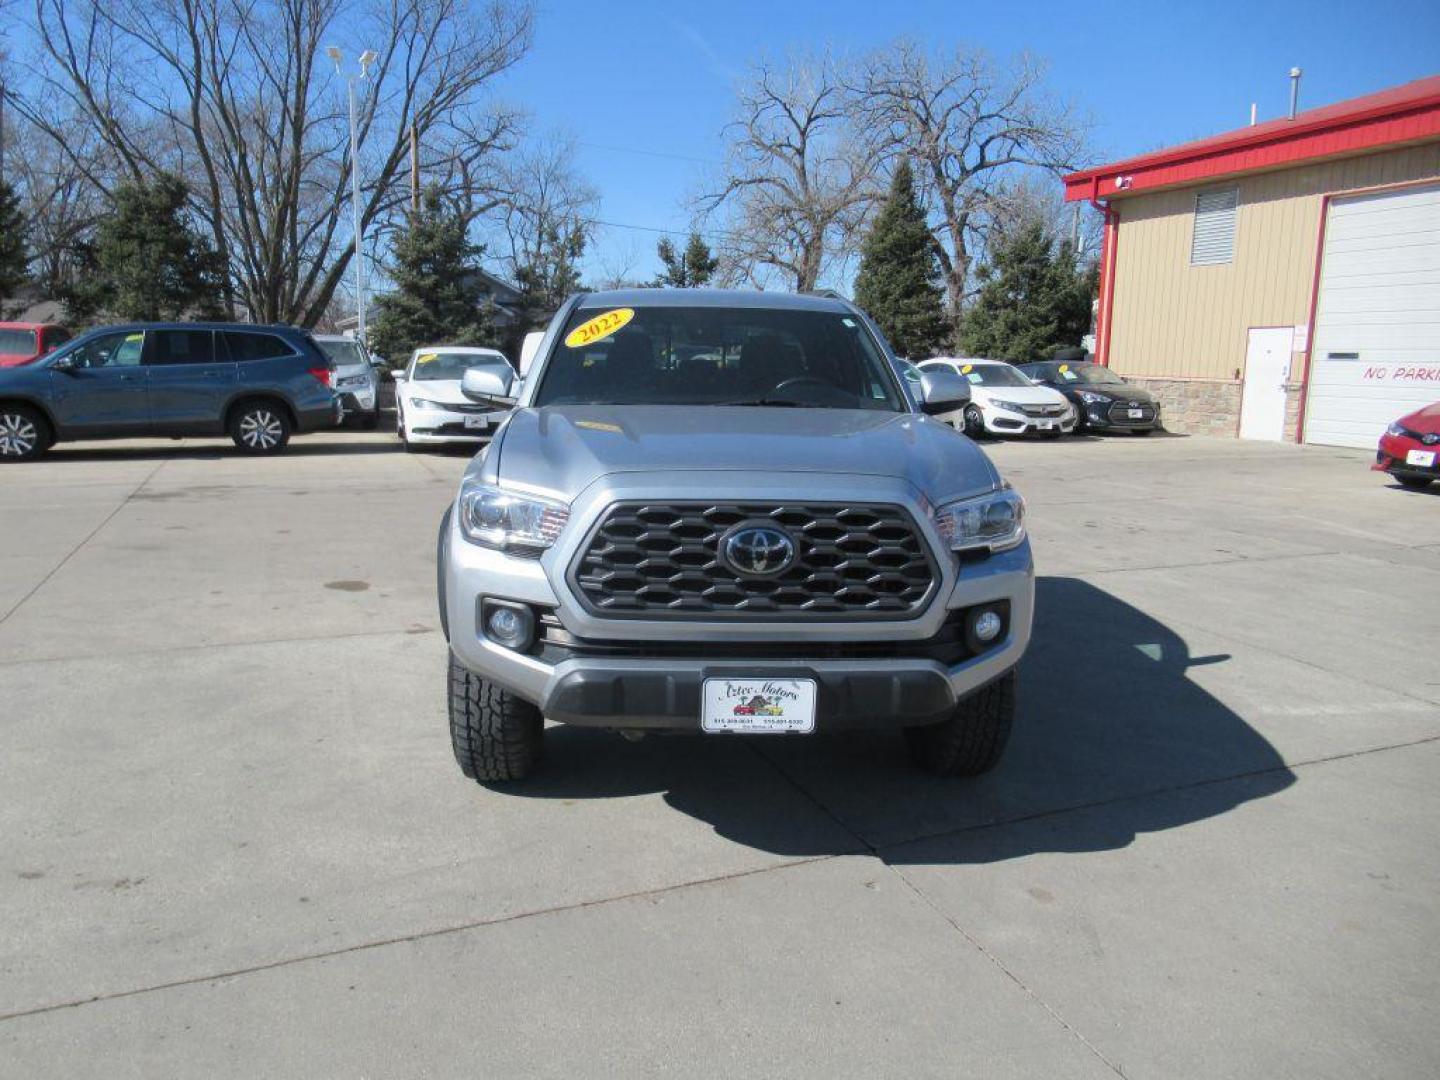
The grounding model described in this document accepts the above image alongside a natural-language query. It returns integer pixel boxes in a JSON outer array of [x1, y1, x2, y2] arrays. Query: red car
[[0, 322, 72, 367], [1374, 402, 1440, 490]]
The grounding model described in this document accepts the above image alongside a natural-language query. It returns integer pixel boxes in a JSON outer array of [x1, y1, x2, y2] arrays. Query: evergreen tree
[[512, 214, 586, 334], [655, 232, 718, 287], [960, 221, 1095, 362], [369, 188, 496, 365], [63, 173, 224, 323], [852, 161, 947, 359], [0, 179, 30, 304]]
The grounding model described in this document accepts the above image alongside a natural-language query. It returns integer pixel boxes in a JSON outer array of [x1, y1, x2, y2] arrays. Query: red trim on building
[[1063, 76, 1440, 201]]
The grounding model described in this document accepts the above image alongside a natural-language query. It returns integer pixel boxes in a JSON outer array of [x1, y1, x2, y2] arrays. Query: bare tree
[[23, 0, 532, 325], [700, 54, 880, 292], [852, 40, 1088, 336], [487, 133, 598, 327]]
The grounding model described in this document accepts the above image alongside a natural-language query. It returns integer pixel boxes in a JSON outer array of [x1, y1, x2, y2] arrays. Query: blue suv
[[0, 323, 341, 461]]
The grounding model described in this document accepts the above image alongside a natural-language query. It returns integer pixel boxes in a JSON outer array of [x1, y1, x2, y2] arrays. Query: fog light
[[972, 608, 1003, 643], [483, 601, 534, 651]]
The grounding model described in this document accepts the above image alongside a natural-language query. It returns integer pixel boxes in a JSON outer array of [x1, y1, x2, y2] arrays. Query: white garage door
[[1304, 182, 1440, 448]]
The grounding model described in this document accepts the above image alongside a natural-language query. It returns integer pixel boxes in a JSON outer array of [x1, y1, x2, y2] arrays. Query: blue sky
[[504, 0, 1440, 283]]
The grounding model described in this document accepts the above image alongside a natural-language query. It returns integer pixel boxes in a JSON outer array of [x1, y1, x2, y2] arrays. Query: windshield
[[534, 305, 905, 411], [1057, 364, 1126, 386], [942, 363, 1031, 388], [411, 351, 508, 381], [0, 329, 38, 355], [318, 340, 365, 366]]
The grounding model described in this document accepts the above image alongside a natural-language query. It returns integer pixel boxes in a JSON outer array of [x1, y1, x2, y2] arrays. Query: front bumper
[[338, 388, 377, 415], [984, 408, 1076, 436], [405, 404, 503, 443], [444, 503, 1034, 731], [1373, 436, 1439, 479]]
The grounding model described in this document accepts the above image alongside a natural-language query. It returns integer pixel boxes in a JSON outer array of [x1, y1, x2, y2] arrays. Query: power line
[[591, 217, 738, 243], [577, 140, 722, 167]]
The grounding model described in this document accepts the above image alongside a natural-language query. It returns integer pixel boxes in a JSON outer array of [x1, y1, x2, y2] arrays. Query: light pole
[[326, 46, 377, 341]]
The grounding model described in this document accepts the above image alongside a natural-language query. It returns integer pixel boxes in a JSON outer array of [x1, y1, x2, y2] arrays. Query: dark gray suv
[[0, 323, 341, 460]]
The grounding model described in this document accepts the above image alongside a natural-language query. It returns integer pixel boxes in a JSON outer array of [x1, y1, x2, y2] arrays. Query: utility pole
[[409, 124, 419, 213], [326, 46, 377, 341], [0, 78, 8, 185]]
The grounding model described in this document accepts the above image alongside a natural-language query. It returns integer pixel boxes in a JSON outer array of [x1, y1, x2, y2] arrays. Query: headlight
[[990, 398, 1028, 413], [1078, 391, 1113, 404], [457, 480, 569, 554], [933, 486, 1026, 554], [1386, 422, 1415, 438], [409, 396, 446, 410]]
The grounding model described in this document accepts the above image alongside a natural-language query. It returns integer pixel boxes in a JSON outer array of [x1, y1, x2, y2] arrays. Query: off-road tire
[[904, 671, 1015, 777], [1397, 475, 1434, 490], [0, 404, 50, 462], [229, 400, 292, 454], [448, 652, 543, 782]]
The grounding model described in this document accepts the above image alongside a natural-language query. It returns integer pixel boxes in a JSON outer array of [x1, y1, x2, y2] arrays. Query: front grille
[[336, 375, 370, 389], [1107, 401, 1155, 423], [414, 421, 495, 436], [1019, 404, 1066, 417], [570, 501, 938, 619]]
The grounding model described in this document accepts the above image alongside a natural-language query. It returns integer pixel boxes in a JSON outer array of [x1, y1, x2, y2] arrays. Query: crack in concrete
[[0, 461, 168, 627], [1, 734, 1435, 1032]]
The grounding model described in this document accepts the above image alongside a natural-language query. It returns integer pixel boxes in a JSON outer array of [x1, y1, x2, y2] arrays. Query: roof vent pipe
[[1288, 67, 1303, 120], [1250, 102, 1257, 126]]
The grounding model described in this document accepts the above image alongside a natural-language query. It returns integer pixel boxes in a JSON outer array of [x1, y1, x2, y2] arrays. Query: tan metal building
[[1064, 76, 1440, 446]]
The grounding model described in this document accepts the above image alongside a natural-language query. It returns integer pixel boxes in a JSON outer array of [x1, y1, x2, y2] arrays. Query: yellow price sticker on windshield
[[1058, 363, 1069, 373], [565, 308, 634, 349], [416, 352, 437, 364], [125, 333, 143, 343], [961, 364, 973, 374], [575, 420, 623, 433]]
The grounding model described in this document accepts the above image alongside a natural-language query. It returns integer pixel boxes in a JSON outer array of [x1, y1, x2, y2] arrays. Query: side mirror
[[51, 354, 76, 372], [917, 370, 972, 414], [461, 365, 517, 406], [518, 331, 544, 376], [390, 369, 406, 382]]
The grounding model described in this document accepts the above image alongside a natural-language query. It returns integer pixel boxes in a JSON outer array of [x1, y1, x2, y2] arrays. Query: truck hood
[[487, 405, 1000, 503]]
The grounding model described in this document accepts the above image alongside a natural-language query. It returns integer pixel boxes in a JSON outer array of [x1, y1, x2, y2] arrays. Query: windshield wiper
[[717, 398, 822, 408]]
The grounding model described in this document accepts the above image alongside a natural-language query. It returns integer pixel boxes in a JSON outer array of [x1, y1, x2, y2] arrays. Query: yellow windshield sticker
[[125, 333, 143, 343], [1058, 363, 1069, 373], [961, 363, 973, 374], [575, 420, 623, 433], [565, 308, 634, 349], [416, 352, 437, 364]]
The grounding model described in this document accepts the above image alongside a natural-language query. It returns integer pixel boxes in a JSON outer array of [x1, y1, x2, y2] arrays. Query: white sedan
[[917, 357, 1076, 438], [393, 346, 514, 451]]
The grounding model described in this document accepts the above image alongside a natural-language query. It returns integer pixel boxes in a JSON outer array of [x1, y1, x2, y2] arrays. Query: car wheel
[[0, 404, 50, 462], [448, 652, 543, 782], [1396, 475, 1434, 490], [904, 671, 1015, 777], [229, 401, 291, 454], [962, 405, 986, 440]]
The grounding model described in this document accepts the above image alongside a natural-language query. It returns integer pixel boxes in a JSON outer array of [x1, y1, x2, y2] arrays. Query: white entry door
[[1239, 327, 1293, 441]]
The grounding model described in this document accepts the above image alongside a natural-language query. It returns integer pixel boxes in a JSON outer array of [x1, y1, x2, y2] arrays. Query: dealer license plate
[[1128, 408, 1144, 419], [1036, 420, 1054, 430], [1406, 449, 1436, 468], [463, 415, 492, 430], [701, 678, 817, 734]]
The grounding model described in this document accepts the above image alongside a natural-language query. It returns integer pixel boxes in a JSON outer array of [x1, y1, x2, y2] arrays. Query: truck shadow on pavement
[[503, 576, 1296, 864]]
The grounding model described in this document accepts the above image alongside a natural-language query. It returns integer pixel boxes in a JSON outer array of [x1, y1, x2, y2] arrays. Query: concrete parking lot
[[1, 430, 1437, 1078]]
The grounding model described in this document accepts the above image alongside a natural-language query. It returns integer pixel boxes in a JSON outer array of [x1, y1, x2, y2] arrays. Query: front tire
[[962, 405, 986, 440], [448, 652, 543, 782], [0, 404, 49, 461], [229, 401, 291, 454], [904, 671, 1015, 777]]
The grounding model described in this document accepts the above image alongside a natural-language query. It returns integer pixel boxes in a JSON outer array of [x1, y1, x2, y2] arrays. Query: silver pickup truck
[[437, 289, 1033, 781]]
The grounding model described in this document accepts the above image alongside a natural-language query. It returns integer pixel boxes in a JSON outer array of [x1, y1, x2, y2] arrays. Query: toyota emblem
[[721, 525, 797, 577]]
